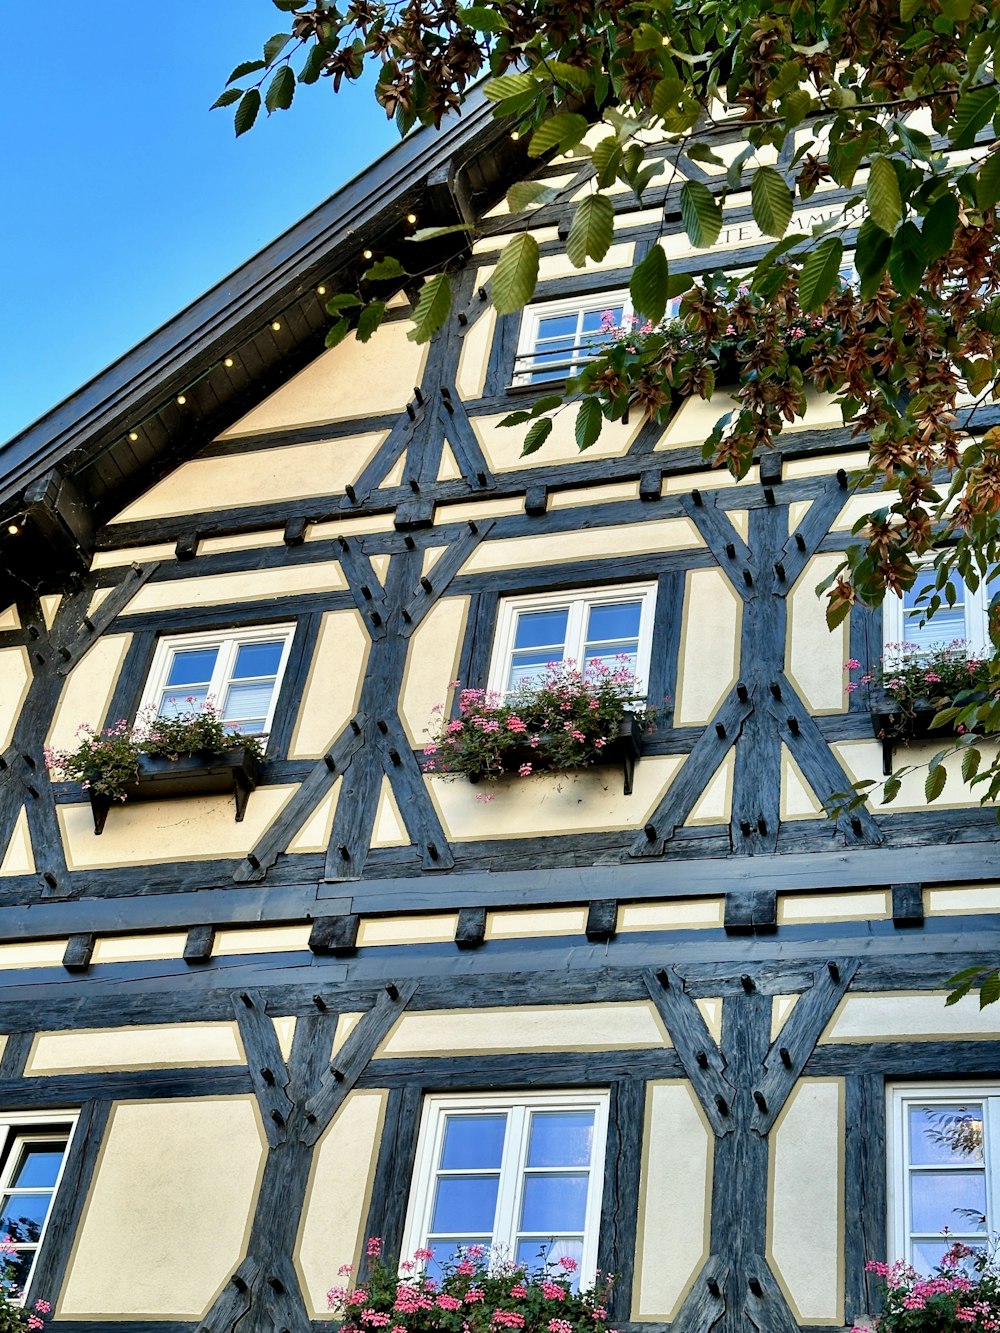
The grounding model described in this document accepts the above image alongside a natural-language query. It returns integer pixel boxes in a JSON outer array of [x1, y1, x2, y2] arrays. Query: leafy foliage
[[859, 1240, 1000, 1333], [845, 640, 997, 743]]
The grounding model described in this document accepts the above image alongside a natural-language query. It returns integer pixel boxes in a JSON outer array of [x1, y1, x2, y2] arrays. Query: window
[[138, 626, 295, 738], [402, 1092, 609, 1283], [0, 1115, 76, 1294], [882, 568, 992, 655], [513, 292, 681, 386], [888, 1085, 998, 1273], [488, 584, 657, 696]]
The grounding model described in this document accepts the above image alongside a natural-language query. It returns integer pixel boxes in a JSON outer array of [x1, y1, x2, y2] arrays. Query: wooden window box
[[870, 698, 990, 775], [89, 746, 262, 835], [466, 713, 645, 795]]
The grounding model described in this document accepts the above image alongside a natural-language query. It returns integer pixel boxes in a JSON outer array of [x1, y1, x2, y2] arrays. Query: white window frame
[[882, 567, 991, 656], [513, 291, 638, 387], [888, 1083, 1000, 1269], [487, 583, 658, 698], [401, 1090, 610, 1283], [0, 1112, 78, 1300], [138, 625, 295, 740]]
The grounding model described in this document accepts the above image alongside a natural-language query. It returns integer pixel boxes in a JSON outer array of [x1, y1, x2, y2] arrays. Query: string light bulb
[[224, 357, 234, 368], [406, 213, 417, 224], [363, 249, 373, 259], [317, 285, 327, 295], [271, 321, 281, 332], [128, 431, 139, 442], [176, 395, 186, 405], [6, 524, 19, 536], [510, 130, 520, 140]]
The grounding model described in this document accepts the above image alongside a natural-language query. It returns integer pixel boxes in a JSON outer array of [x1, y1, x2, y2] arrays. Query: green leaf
[[799, 236, 844, 311], [630, 245, 669, 322], [299, 42, 326, 84], [325, 317, 351, 348], [925, 764, 947, 802], [356, 301, 386, 343], [952, 85, 999, 150], [881, 775, 902, 804], [212, 88, 244, 109], [685, 142, 725, 167], [667, 272, 694, 298], [227, 59, 266, 85], [854, 217, 892, 298], [962, 746, 982, 783], [456, 5, 509, 30], [499, 410, 533, 427], [528, 112, 589, 159], [575, 398, 603, 450], [867, 155, 902, 234], [888, 220, 927, 295], [751, 166, 794, 238], [491, 233, 539, 314], [978, 153, 1000, 210], [506, 181, 558, 212], [408, 273, 452, 343], [325, 294, 362, 314], [234, 88, 262, 136], [265, 64, 296, 112], [530, 394, 564, 417], [981, 971, 1000, 1007], [921, 192, 958, 262], [680, 180, 723, 248], [409, 223, 474, 242], [263, 32, 291, 65], [592, 137, 624, 189], [483, 73, 537, 101], [566, 194, 615, 267], [522, 417, 553, 455], [544, 61, 592, 92], [900, 0, 921, 18], [825, 595, 852, 630], [364, 257, 406, 282]]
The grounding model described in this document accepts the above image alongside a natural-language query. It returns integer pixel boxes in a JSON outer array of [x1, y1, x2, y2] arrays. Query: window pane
[[513, 610, 569, 652], [222, 682, 275, 724], [10, 1144, 65, 1190], [431, 1176, 499, 1233], [909, 1106, 984, 1164], [584, 646, 638, 675], [586, 602, 642, 644], [424, 1239, 491, 1282], [165, 648, 217, 688], [158, 687, 209, 717], [911, 1238, 983, 1276], [581, 307, 623, 331], [0, 1195, 50, 1242], [527, 1112, 594, 1167], [910, 1170, 987, 1233], [6, 1248, 32, 1293], [520, 1173, 589, 1232], [232, 641, 284, 679], [440, 1115, 507, 1170], [902, 571, 966, 648], [537, 315, 577, 341], [515, 1237, 584, 1279]]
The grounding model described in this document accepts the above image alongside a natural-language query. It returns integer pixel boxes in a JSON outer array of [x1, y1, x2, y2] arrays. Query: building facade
[[0, 97, 997, 1332]]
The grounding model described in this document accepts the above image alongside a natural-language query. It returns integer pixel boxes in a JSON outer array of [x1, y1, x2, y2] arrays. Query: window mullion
[[494, 1106, 525, 1254]]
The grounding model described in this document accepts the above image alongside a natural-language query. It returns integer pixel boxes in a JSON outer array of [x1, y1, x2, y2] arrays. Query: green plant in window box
[[0, 1235, 49, 1331], [858, 1241, 1000, 1333], [844, 641, 997, 745], [328, 1237, 617, 1333]]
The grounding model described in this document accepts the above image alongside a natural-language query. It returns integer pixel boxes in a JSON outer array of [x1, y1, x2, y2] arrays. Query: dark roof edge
[[0, 87, 501, 506]]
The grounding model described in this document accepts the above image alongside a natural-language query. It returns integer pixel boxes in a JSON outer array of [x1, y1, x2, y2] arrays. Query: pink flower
[[518, 763, 533, 776], [414, 1248, 434, 1262], [923, 671, 941, 683], [367, 1237, 382, 1258], [493, 1313, 526, 1328], [550, 1322, 574, 1333], [541, 1282, 566, 1301], [510, 1285, 528, 1298], [447, 720, 464, 734], [362, 1311, 392, 1326], [467, 1245, 485, 1258], [456, 1260, 476, 1276], [423, 743, 439, 755], [465, 1288, 485, 1304], [844, 659, 862, 670], [33, 1301, 51, 1315], [475, 791, 496, 803], [438, 1295, 464, 1310], [339, 1264, 354, 1276], [559, 1258, 578, 1272]]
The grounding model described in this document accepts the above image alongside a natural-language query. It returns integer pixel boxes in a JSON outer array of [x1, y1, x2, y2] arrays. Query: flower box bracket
[[869, 702, 987, 777], [89, 747, 261, 835], [466, 714, 643, 794]]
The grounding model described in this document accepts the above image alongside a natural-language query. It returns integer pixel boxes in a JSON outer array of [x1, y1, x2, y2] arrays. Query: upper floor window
[[401, 1091, 609, 1283], [883, 567, 992, 656], [138, 626, 295, 738], [0, 1115, 76, 1293], [888, 1084, 996, 1273], [487, 584, 657, 696]]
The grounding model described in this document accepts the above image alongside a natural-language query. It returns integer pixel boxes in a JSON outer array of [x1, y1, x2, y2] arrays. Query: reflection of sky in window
[[0, 1135, 69, 1291], [901, 570, 966, 649], [906, 1104, 988, 1271], [221, 640, 285, 733], [507, 609, 569, 690], [527, 306, 625, 383], [160, 647, 217, 716], [584, 601, 642, 674]]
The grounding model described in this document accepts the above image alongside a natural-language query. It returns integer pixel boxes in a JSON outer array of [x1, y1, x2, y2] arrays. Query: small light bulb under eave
[[363, 249, 373, 259], [224, 357, 234, 368], [406, 213, 417, 224], [128, 431, 139, 442], [271, 320, 281, 332], [510, 130, 519, 141], [7, 524, 19, 536], [176, 395, 186, 405], [317, 285, 327, 295]]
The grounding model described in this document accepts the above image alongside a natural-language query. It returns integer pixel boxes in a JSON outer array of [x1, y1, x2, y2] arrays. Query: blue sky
[[0, 2, 398, 443]]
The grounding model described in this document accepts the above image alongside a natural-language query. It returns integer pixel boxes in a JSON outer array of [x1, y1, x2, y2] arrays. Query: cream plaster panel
[[27, 1023, 245, 1075], [0, 648, 31, 751], [297, 1090, 388, 1318], [212, 925, 312, 957], [90, 933, 187, 965], [685, 751, 733, 825], [486, 907, 588, 940], [357, 914, 458, 947], [288, 609, 369, 759], [46, 634, 132, 753], [617, 899, 725, 932], [59, 1097, 266, 1319], [674, 569, 741, 726], [457, 308, 496, 400], [111, 435, 386, 523], [771, 994, 799, 1041], [198, 530, 284, 555], [537, 241, 634, 280], [783, 451, 869, 481], [437, 443, 462, 481], [462, 519, 701, 576], [696, 998, 723, 1043], [786, 555, 848, 714], [656, 393, 740, 450], [821, 991, 1000, 1043], [399, 597, 469, 747], [662, 465, 759, 493], [370, 554, 390, 583], [379, 1002, 671, 1058], [769, 1080, 843, 1324], [614, 207, 667, 231], [426, 755, 683, 841], [273, 1017, 296, 1061], [217, 322, 428, 436], [126, 563, 347, 614], [288, 783, 341, 854], [306, 513, 395, 542], [472, 409, 643, 472], [788, 501, 811, 530], [925, 884, 1000, 915], [372, 777, 409, 847], [0, 605, 19, 629], [728, 509, 749, 542], [0, 939, 64, 970], [437, 496, 527, 524], [59, 785, 297, 870], [778, 890, 890, 926], [39, 595, 61, 628], [381, 452, 407, 489], [548, 481, 640, 509], [780, 749, 824, 820], [633, 1083, 712, 1320], [834, 740, 995, 811], [0, 808, 33, 877], [472, 225, 560, 253], [421, 545, 447, 578], [90, 542, 183, 569], [333, 1012, 363, 1055]]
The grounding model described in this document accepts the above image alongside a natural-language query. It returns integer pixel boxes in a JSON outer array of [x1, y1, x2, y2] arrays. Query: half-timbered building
[[0, 91, 997, 1333]]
